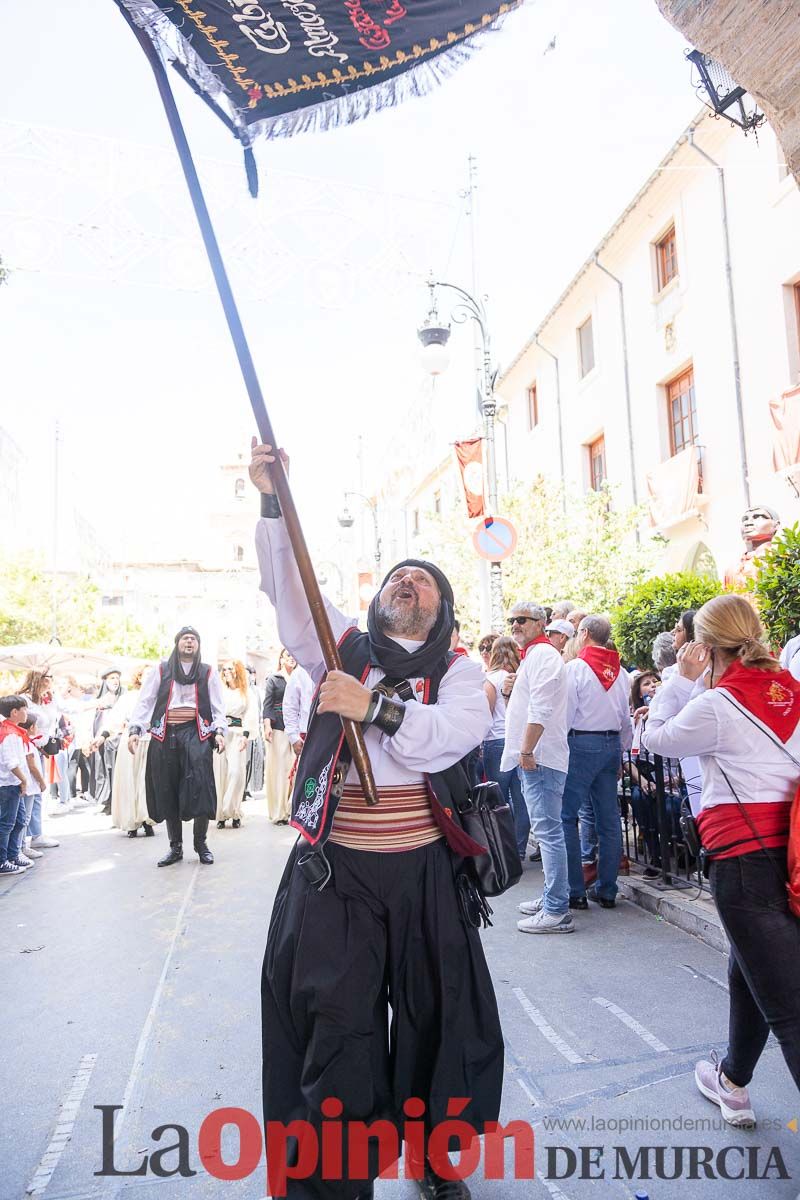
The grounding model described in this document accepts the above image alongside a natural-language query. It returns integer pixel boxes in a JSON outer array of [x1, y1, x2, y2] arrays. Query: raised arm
[[255, 518, 354, 683]]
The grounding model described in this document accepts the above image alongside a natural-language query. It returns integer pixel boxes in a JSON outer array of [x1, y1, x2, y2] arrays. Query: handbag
[[38, 735, 63, 757], [454, 780, 523, 897]]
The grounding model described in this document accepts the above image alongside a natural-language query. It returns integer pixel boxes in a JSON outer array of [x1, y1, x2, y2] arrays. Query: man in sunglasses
[[502, 602, 572, 933]]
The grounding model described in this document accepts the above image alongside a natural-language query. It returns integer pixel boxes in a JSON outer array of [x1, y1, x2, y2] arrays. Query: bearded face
[[376, 567, 440, 639]]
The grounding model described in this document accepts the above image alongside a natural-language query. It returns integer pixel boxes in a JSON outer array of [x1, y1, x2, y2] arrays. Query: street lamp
[[417, 274, 503, 630], [338, 491, 382, 574]]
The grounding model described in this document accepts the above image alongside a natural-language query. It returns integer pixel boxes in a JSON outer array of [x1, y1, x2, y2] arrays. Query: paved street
[[3, 800, 798, 1200]]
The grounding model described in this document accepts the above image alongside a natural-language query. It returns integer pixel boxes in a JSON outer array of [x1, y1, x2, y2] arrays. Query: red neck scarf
[[717, 660, 800, 743], [579, 646, 621, 691], [452, 646, 469, 659], [0, 719, 32, 750], [521, 635, 558, 660]]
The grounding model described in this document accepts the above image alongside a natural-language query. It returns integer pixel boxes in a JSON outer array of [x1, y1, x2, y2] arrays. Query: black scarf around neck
[[366, 558, 455, 679], [169, 625, 202, 685]]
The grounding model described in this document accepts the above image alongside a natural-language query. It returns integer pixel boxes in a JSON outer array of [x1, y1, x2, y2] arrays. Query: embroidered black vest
[[289, 629, 487, 858], [149, 661, 215, 743]]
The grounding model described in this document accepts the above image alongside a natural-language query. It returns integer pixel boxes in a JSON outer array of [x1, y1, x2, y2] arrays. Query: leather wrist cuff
[[371, 695, 405, 737], [260, 492, 282, 519]]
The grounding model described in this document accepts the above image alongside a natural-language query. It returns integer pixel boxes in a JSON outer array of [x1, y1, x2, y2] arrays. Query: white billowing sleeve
[[642, 674, 723, 759], [128, 666, 160, 732], [283, 671, 303, 744], [382, 655, 492, 774], [256, 518, 355, 682], [207, 669, 227, 734]]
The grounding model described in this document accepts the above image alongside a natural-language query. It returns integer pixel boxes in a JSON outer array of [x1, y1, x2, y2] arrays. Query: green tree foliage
[[0, 554, 165, 659], [611, 571, 723, 668], [415, 476, 656, 644], [749, 523, 800, 647]]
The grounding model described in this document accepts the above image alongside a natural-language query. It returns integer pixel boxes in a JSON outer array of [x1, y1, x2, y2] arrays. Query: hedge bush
[[749, 524, 800, 648], [612, 572, 723, 669]]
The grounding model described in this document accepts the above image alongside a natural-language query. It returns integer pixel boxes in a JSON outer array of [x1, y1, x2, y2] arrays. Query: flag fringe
[[114, 0, 520, 145]]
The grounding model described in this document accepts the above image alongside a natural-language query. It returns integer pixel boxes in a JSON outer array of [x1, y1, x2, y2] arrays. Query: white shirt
[[500, 642, 569, 774], [643, 672, 800, 814], [0, 730, 27, 787], [128, 663, 227, 734], [282, 667, 315, 743], [566, 657, 633, 752], [255, 518, 491, 786], [484, 670, 510, 741], [780, 635, 800, 682]]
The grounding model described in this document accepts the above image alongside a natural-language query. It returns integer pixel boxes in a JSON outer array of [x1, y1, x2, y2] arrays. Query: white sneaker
[[23, 845, 44, 859], [70, 796, 92, 810], [30, 835, 59, 849], [695, 1054, 756, 1127], [49, 802, 72, 817], [518, 896, 544, 915], [518, 910, 574, 934]]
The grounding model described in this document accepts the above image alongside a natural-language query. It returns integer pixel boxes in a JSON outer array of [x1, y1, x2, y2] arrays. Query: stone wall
[[656, 0, 800, 183]]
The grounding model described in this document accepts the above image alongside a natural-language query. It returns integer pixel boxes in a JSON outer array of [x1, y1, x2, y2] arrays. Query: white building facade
[[497, 111, 800, 580]]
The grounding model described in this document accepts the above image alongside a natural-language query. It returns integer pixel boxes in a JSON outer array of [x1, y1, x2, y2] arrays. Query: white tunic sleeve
[[382, 655, 492, 773], [243, 687, 260, 738], [642, 674, 723, 759], [255, 517, 356, 682], [207, 669, 227, 734], [283, 671, 303, 744]]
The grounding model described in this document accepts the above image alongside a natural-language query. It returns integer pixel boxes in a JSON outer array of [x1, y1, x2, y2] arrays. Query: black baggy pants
[[710, 848, 800, 1090], [145, 722, 216, 847], [261, 839, 504, 1199]]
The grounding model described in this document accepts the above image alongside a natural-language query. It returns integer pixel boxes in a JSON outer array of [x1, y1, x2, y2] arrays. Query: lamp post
[[417, 275, 503, 630], [338, 492, 382, 576]]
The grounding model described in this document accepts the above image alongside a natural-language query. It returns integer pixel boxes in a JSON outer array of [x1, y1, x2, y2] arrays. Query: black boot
[[193, 816, 213, 864], [143, 823, 155, 837], [127, 829, 138, 838], [158, 842, 183, 867], [416, 1162, 471, 1200], [232, 818, 241, 829]]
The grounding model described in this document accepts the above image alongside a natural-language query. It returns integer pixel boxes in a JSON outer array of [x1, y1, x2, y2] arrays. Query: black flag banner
[[115, 0, 523, 142]]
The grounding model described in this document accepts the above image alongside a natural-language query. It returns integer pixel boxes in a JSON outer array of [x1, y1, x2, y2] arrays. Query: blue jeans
[[0, 784, 26, 864], [24, 793, 42, 839], [519, 764, 569, 915], [562, 733, 622, 901], [482, 739, 530, 857], [579, 799, 597, 862]]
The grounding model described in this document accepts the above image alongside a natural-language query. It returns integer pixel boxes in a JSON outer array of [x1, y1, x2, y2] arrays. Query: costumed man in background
[[90, 669, 124, 816], [250, 441, 502, 1200], [127, 628, 226, 867], [724, 506, 780, 589]]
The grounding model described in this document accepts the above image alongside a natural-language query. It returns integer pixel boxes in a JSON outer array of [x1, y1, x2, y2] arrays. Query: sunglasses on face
[[508, 616, 532, 627]]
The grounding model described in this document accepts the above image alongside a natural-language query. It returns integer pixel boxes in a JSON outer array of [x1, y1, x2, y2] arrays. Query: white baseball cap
[[545, 619, 575, 638]]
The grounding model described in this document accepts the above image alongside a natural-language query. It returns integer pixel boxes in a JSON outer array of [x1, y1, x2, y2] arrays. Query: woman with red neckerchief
[[645, 594, 800, 1126]]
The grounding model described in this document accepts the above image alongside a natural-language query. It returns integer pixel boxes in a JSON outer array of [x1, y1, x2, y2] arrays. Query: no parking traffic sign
[[472, 516, 518, 562]]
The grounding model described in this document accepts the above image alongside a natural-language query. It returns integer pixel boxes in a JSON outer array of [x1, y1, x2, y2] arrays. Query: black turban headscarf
[[367, 558, 455, 678], [169, 625, 203, 685]]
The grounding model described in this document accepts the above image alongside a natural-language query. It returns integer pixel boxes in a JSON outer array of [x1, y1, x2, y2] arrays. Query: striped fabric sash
[[328, 783, 443, 853]]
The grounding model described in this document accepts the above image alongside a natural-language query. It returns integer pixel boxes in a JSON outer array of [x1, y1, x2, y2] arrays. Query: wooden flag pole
[[120, 11, 379, 805]]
